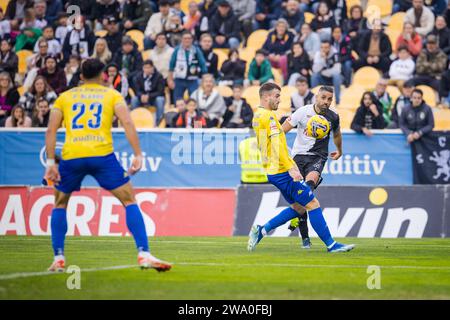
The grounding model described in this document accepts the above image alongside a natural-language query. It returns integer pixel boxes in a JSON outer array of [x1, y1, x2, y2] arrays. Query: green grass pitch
[[0, 236, 449, 299]]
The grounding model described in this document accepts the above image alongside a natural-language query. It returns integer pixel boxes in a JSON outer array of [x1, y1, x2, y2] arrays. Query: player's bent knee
[[54, 191, 70, 209], [291, 203, 305, 213], [110, 182, 136, 207]]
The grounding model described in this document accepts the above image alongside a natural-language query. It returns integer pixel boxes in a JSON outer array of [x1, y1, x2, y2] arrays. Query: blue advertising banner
[[0, 129, 412, 187]]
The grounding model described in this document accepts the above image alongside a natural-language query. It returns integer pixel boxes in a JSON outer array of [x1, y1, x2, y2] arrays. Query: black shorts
[[293, 154, 327, 178]]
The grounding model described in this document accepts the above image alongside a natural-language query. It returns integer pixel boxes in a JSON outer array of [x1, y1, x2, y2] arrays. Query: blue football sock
[[51, 208, 68, 256], [308, 207, 335, 247], [126, 204, 149, 252], [264, 207, 299, 233]]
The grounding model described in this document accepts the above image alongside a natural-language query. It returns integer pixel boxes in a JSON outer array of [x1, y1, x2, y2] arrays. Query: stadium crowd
[[0, 0, 448, 137]]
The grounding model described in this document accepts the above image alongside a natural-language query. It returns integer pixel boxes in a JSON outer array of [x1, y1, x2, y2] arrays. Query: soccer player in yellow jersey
[[248, 83, 354, 253], [44, 59, 171, 272]]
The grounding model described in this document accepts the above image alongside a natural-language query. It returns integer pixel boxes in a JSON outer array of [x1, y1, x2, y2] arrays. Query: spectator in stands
[[55, 12, 69, 45], [199, 0, 218, 21], [37, 55, 66, 95], [219, 48, 246, 86], [23, 38, 49, 89], [131, 60, 166, 125], [64, 0, 96, 19], [123, 0, 153, 32], [0, 8, 12, 40], [430, 15, 450, 57], [400, 88, 434, 143], [150, 33, 174, 80], [331, 26, 353, 87], [170, 0, 184, 19], [104, 16, 123, 54], [4, 104, 32, 127], [286, 42, 312, 86], [222, 84, 253, 128], [310, 1, 336, 41], [166, 14, 185, 47], [439, 64, 450, 107], [62, 15, 96, 62], [291, 76, 315, 112], [430, 0, 447, 15], [229, 0, 255, 42], [311, 40, 342, 104], [263, 18, 295, 80], [392, 0, 413, 14], [247, 49, 274, 86], [0, 37, 18, 81], [165, 98, 186, 127], [372, 78, 393, 127], [113, 35, 143, 81], [327, 0, 347, 26], [395, 22, 422, 58], [144, 0, 174, 49], [19, 75, 57, 115], [444, 1, 450, 25], [199, 33, 219, 79], [414, 34, 447, 91], [15, 9, 44, 51], [209, 0, 241, 49], [182, 1, 205, 40], [191, 73, 226, 127], [168, 31, 207, 101], [91, 0, 121, 30], [297, 23, 321, 60], [353, 19, 392, 74], [65, 55, 81, 89], [32, 1, 48, 28], [175, 98, 207, 128], [0, 72, 19, 127], [5, 0, 34, 21], [351, 92, 386, 136], [343, 4, 368, 48], [404, 0, 435, 37], [104, 62, 129, 98], [254, 0, 282, 30], [45, 0, 63, 27], [388, 46, 415, 89], [281, 0, 305, 33], [390, 80, 414, 128], [31, 97, 50, 127], [91, 38, 113, 65], [33, 25, 61, 57]]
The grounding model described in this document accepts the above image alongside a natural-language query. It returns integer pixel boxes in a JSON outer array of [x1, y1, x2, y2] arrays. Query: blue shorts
[[56, 153, 130, 194], [267, 171, 315, 206]]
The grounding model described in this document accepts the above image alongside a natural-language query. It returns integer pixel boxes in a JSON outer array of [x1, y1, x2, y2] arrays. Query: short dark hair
[[159, 0, 170, 7], [318, 86, 334, 94], [397, 45, 410, 53], [321, 40, 331, 46], [186, 98, 197, 105], [412, 88, 423, 97], [81, 58, 105, 79], [259, 82, 281, 98], [156, 32, 167, 39], [255, 49, 268, 57], [143, 59, 154, 67], [403, 80, 415, 88], [296, 76, 308, 84]]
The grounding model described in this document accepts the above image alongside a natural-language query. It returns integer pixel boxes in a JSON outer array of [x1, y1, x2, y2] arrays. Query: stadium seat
[[304, 12, 314, 24], [339, 84, 366, 111], [416, 85, 437, 107], [433, 108, 450, 130], [0, 0, 8, 11], [213, 48, 229, 70], [353, 66, 381, 90], [385, 29, 401, 50], [130, 107, 155, 128], [387, 12, 406, 33], [142, 49, 152, 61], [17, 86, 25, 96], [272, 68, 283, 86], [242, 86, 261, 110], [126, 30, 145, 52], [95, 30, 107, 38], [246, 30, 268, 50], [386, 85, 401, 103], [238, 47, 256, 75], [337, 108, 355, 130], [17, 50, 33, 75], [216, 85, 233, 97], [365, 0, 393, 18], [279, 85, 296, 112]]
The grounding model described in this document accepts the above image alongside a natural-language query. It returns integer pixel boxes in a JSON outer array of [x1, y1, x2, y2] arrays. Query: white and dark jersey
[[287, 104, 340, 159]]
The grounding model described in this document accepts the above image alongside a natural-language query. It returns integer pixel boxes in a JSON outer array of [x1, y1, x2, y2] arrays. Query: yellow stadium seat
[[304, 12, 314, 24], [213, 48, 229, 70], [247, 30, 268, 50], [130, 108, 155, 128], [384, 29, 401, 50], [95, 30, 107, 38], [365, 0, 393, 18], [0, 0, 8, 11], [142, 49, 152, 61], [238, 47, 256, 75], [279, 85, 296, 112], [339, 84, 366, 111], [216, 85, 233, 97], [353, 66, 381, 90], [126, 30, 145, 52], [242, 86, 261, 110], [386, 85, 401, 103], [17, 50, 33, 75], [387, 12, 406, 33], [181, 0, 202, 15], [416, 85, 437, 107], [337, 108, 356, 130], [433, 109, 450, 130], [346, 0, 361, 16], [272, 68, 283, 86], [17, 86, 25, 96]]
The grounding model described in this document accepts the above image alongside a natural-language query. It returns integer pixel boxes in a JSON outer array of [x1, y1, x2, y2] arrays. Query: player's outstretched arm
[[281, 119, 294, 133], [330, 127, 343, 160], [114, 102, 143, 175], [45, 109, 63, 183]]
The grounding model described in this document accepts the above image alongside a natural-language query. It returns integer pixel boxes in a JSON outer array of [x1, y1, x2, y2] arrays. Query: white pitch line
[[1, 262, 449, 281]]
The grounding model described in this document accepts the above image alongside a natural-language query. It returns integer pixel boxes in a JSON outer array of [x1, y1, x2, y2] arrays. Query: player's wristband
[[46, 159, 56, 167]]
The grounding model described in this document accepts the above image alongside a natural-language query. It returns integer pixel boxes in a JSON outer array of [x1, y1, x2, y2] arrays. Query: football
[[305, 115, 330, 139]]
